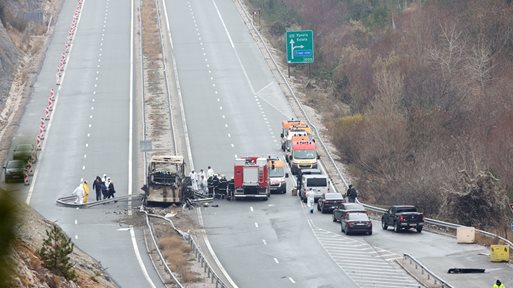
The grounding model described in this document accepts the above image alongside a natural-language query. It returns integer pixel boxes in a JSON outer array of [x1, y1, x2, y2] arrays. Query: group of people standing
[[189, 166, 229, 198], [72, 174, 116, 204]]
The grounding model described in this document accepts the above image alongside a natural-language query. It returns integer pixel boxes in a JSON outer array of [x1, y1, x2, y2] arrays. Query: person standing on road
[[101, 174, 108, 199], [199, 169, 206, 182], [493, 280, 505, 288], [189, 170, 198, 191], [306, 188, 315, 214], [207, 166, 214, 178], [347, 185, 358, 203], [93, 176, 103, 201], [212, 174, 220, 199], [105, 177, 116, 199], [72, 183, 85, 205], [82, 181, 90, 204], [200, 175, 208, 195]]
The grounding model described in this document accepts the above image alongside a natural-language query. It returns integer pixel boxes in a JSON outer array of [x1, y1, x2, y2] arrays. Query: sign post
[[285, 30, 314, 77]]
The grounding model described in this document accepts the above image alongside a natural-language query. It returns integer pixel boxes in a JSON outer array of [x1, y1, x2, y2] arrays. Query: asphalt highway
[[11, 0, 163, 287], [164, 0, 513, 287], [164, 0, 417, 287], [3, 0, 512, 287]]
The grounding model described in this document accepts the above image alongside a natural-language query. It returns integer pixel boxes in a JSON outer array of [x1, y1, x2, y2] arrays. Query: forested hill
[[251, 0, 513, 230]]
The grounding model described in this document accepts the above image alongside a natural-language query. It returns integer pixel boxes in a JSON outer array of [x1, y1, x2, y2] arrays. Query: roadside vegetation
[[248, 0, 513, 234]]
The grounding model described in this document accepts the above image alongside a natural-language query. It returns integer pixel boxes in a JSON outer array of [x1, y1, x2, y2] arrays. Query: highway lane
[[163, 0, 513, 287], [164, 0, 373, 287], [12, 0, 163, 287]]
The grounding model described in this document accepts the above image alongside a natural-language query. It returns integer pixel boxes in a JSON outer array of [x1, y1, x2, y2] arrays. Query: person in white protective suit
[[207, 166, 214, 178], [189, 170, 198, 191], [72, 183, 85, 204], [306, 188, 315, 214]]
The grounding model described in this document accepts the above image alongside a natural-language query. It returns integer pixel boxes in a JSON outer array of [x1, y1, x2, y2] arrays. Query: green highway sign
[[286, 30, 314, 64]]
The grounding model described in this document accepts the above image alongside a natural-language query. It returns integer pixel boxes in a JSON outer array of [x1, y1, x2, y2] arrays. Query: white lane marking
[[212, 0, 234, 48], [128, 0, 134, 217], [84, 154, 87, 158], [227, 133, 231, 137], [254, 81, 274, 95], [212, 0, 255, 94], [288, 277, 296, 284], [82, 165, 85, 170], [91, 106, 94, 110], [219, 106, 222, 110], [93, 91, 96, 95], [87, 133, 90, 137], [217, 98, 220, 102], [88, 124, 92, 128], [222, 115, 225, 119], [224, 124, 228, 128], [85, 143, 88, 148], [197, 209, 238, 288], [90, 115, 93, 119], [254, 222, 259, 228], [74, 219, 78, 225], [234, 154, 238, 158], [231, 144, 234, 148], [273, 258, 279, 264], [250, 206, 253, 212], [129, 227, 156, 288], [25, 0, 86, 205], [262, 239, 267, 245], [75, 235, 78, 240], [163, 2, 236, 285]]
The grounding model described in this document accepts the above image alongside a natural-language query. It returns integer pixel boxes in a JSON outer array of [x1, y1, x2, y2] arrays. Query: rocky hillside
[[10, 202, 117, 288], [0, 1, 117, 287]]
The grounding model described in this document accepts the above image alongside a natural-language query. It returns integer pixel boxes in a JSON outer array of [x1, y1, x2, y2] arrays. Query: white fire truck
[[230, 156, 270, 200]]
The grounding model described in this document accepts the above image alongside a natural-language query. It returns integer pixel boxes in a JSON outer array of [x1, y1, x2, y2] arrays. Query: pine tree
[[0, 191, 19, 288], [38, 224, 76, 281]]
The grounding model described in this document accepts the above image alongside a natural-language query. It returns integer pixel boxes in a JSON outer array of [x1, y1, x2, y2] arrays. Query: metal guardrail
[[56, 194, 143, 208], [402, 253, 455, 288], [140, 209, 184, 288], [143, 211, 228, 288], [361, 201, 513, 250]]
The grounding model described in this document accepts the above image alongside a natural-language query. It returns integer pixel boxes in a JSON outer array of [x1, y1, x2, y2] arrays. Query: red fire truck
[[230, 156, 270, 200]]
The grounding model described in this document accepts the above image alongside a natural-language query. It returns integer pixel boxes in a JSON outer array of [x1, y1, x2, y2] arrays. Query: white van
[[300, 174, 329, 203]]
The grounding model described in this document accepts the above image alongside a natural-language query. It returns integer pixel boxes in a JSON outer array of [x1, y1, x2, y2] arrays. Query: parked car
[[13, 143, 36, 162], [332, 203, 366, 222], [317, 192, 344, 213], [381, 205, 424, 233], [341, 212, 372, 235], [3, 160, 25, 183]]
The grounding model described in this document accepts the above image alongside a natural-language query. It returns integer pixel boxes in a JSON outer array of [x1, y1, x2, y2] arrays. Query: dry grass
[[158, 235, 198, 283]]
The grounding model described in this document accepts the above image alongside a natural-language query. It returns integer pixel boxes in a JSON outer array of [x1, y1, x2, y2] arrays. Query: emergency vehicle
[[267, 157, 288, 194], [144, 155, 189, 206], [280, 120, 311, 151], [230, 156, 270, 200], [289, 139, 318, 175]]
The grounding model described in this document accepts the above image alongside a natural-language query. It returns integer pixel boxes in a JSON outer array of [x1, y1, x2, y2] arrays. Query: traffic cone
[[40, 118, 46, 131], [24, 172, 30, 186], [50, 88, 55, 101], [26, 161, 33, 176], [31, 149, 37, 163], [36, 135, 42, 151], [48, 96, 54, 111], [44, 107, 50, 120]]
